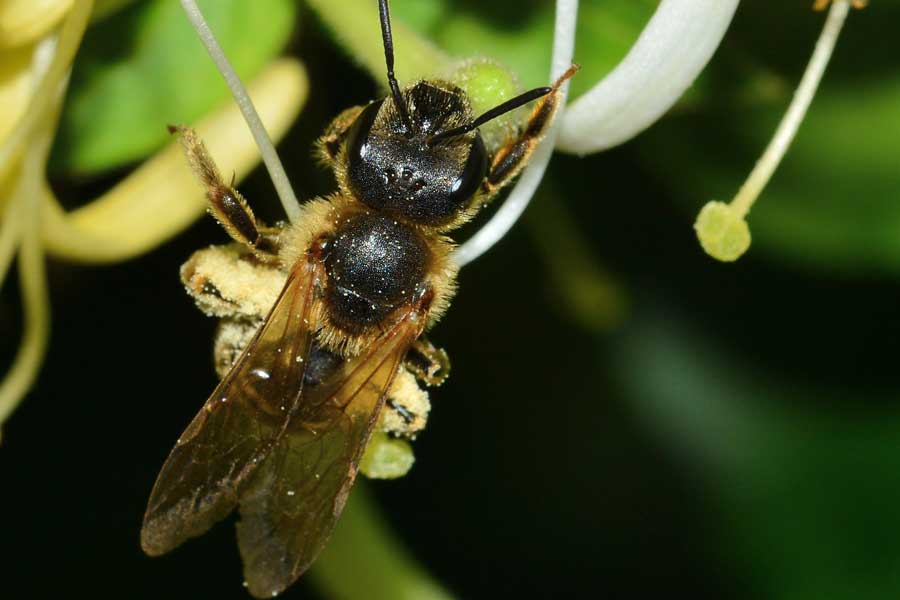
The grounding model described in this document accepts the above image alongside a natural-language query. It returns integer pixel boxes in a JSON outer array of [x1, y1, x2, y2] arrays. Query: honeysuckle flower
[[288, 0, 742, 266], [455, 1, 866, 265], [0, 0, 307, 432], [454, 0, 742, 265]]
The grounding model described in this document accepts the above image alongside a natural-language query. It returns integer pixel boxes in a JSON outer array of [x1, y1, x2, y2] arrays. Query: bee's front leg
[[482, 65, 579, 195], [170, 124, 280, 262]]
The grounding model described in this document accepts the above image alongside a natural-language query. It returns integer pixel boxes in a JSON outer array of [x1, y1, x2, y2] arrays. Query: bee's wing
[[141, 259, 323, 556], [236, 303, 427, 598]]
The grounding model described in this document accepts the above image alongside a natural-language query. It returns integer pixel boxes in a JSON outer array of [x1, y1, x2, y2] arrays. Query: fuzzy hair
[[278, 194, 458, 358]]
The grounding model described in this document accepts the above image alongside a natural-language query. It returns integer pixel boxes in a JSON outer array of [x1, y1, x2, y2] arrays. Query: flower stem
[[311, 485, 454, 600]]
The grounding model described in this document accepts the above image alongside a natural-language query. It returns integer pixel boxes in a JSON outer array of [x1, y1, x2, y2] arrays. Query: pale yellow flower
[[0, 0, 308, 432]]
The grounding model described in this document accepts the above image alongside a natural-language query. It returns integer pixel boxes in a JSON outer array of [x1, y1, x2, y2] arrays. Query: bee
[[140, 0, 576, 596]]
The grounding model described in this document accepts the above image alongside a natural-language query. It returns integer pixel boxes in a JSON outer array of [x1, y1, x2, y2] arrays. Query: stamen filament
[[730, 0, 852, 218], [694, 0, 859, 263], [179, 0, 302, 223]]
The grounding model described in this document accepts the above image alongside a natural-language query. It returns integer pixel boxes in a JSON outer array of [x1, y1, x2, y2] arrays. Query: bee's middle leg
[[404, 337, 450, 387]]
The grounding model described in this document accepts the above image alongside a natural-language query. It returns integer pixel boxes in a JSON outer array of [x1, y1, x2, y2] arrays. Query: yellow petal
[[0, 0, 74, 48], [0, 44, 40, 142], [42, 58, 309, 263]]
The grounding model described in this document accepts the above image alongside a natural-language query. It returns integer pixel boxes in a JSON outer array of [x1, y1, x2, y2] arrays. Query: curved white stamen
[[730, 0, 851, 217], [453, 0, 578, 267], [179, 0, 302, 222], [557, 0, 739, 155]]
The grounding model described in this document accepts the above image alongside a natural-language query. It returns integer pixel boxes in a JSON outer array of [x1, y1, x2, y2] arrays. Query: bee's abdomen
[[324, 213, 429, 333]]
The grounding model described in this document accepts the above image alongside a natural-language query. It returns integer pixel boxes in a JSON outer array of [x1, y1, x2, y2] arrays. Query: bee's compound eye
[[346, 99, 384, 170], [448, 134, 488, 203]]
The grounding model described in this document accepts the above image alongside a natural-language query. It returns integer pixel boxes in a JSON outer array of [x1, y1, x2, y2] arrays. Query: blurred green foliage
[[393, 0, 656, 95], [51, 0, 296, 175], [617, 312, 900, 599], [642, 3, 900, 274]]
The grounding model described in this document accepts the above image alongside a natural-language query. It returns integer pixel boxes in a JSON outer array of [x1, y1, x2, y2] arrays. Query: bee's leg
[[170, 125, 280, 262], [314, 105, 364, 166], [482, 65, 579, 195], [381, 366, 431, 438], [404, 337, 450, 387]]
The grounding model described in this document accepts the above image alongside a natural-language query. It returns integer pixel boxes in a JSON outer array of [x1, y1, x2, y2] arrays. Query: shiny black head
[[352, 0, 556, 228], [345, 82, 488, 227]]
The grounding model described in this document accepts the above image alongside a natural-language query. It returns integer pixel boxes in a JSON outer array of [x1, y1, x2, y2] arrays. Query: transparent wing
[[141, 259, 322, 556], [235, 304, 427, 598]]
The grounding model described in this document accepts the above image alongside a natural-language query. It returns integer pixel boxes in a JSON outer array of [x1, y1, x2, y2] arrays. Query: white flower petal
[[453, 0, 578, 268], [557, 0, 739, 155]]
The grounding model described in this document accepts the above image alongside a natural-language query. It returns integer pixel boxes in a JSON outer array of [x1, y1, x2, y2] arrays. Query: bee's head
[[346, 0, 555, 230], [344, 82, 488, 228]]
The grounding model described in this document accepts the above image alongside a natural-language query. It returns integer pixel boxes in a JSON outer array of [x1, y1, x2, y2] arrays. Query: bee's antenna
[[378, 0, 415, 135], [428, 86, 553, 145]]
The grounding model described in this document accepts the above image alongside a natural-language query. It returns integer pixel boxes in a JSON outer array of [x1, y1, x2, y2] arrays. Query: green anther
[[694, 201, 751, 262]]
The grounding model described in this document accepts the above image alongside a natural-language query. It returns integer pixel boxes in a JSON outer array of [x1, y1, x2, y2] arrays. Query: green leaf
[[315, 0, 654, 97], [394, 0, 655, 95], [52, 0, 296, 175], [615, 312, 900, 599]]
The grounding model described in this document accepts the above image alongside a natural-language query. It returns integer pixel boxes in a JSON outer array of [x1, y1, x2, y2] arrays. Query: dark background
[[3, 2, 900, 599]]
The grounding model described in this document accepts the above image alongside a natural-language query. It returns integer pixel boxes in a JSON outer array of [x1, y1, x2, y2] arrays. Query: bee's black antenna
[[378, 0, 414, 135], [428, 86, 553, 145]]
